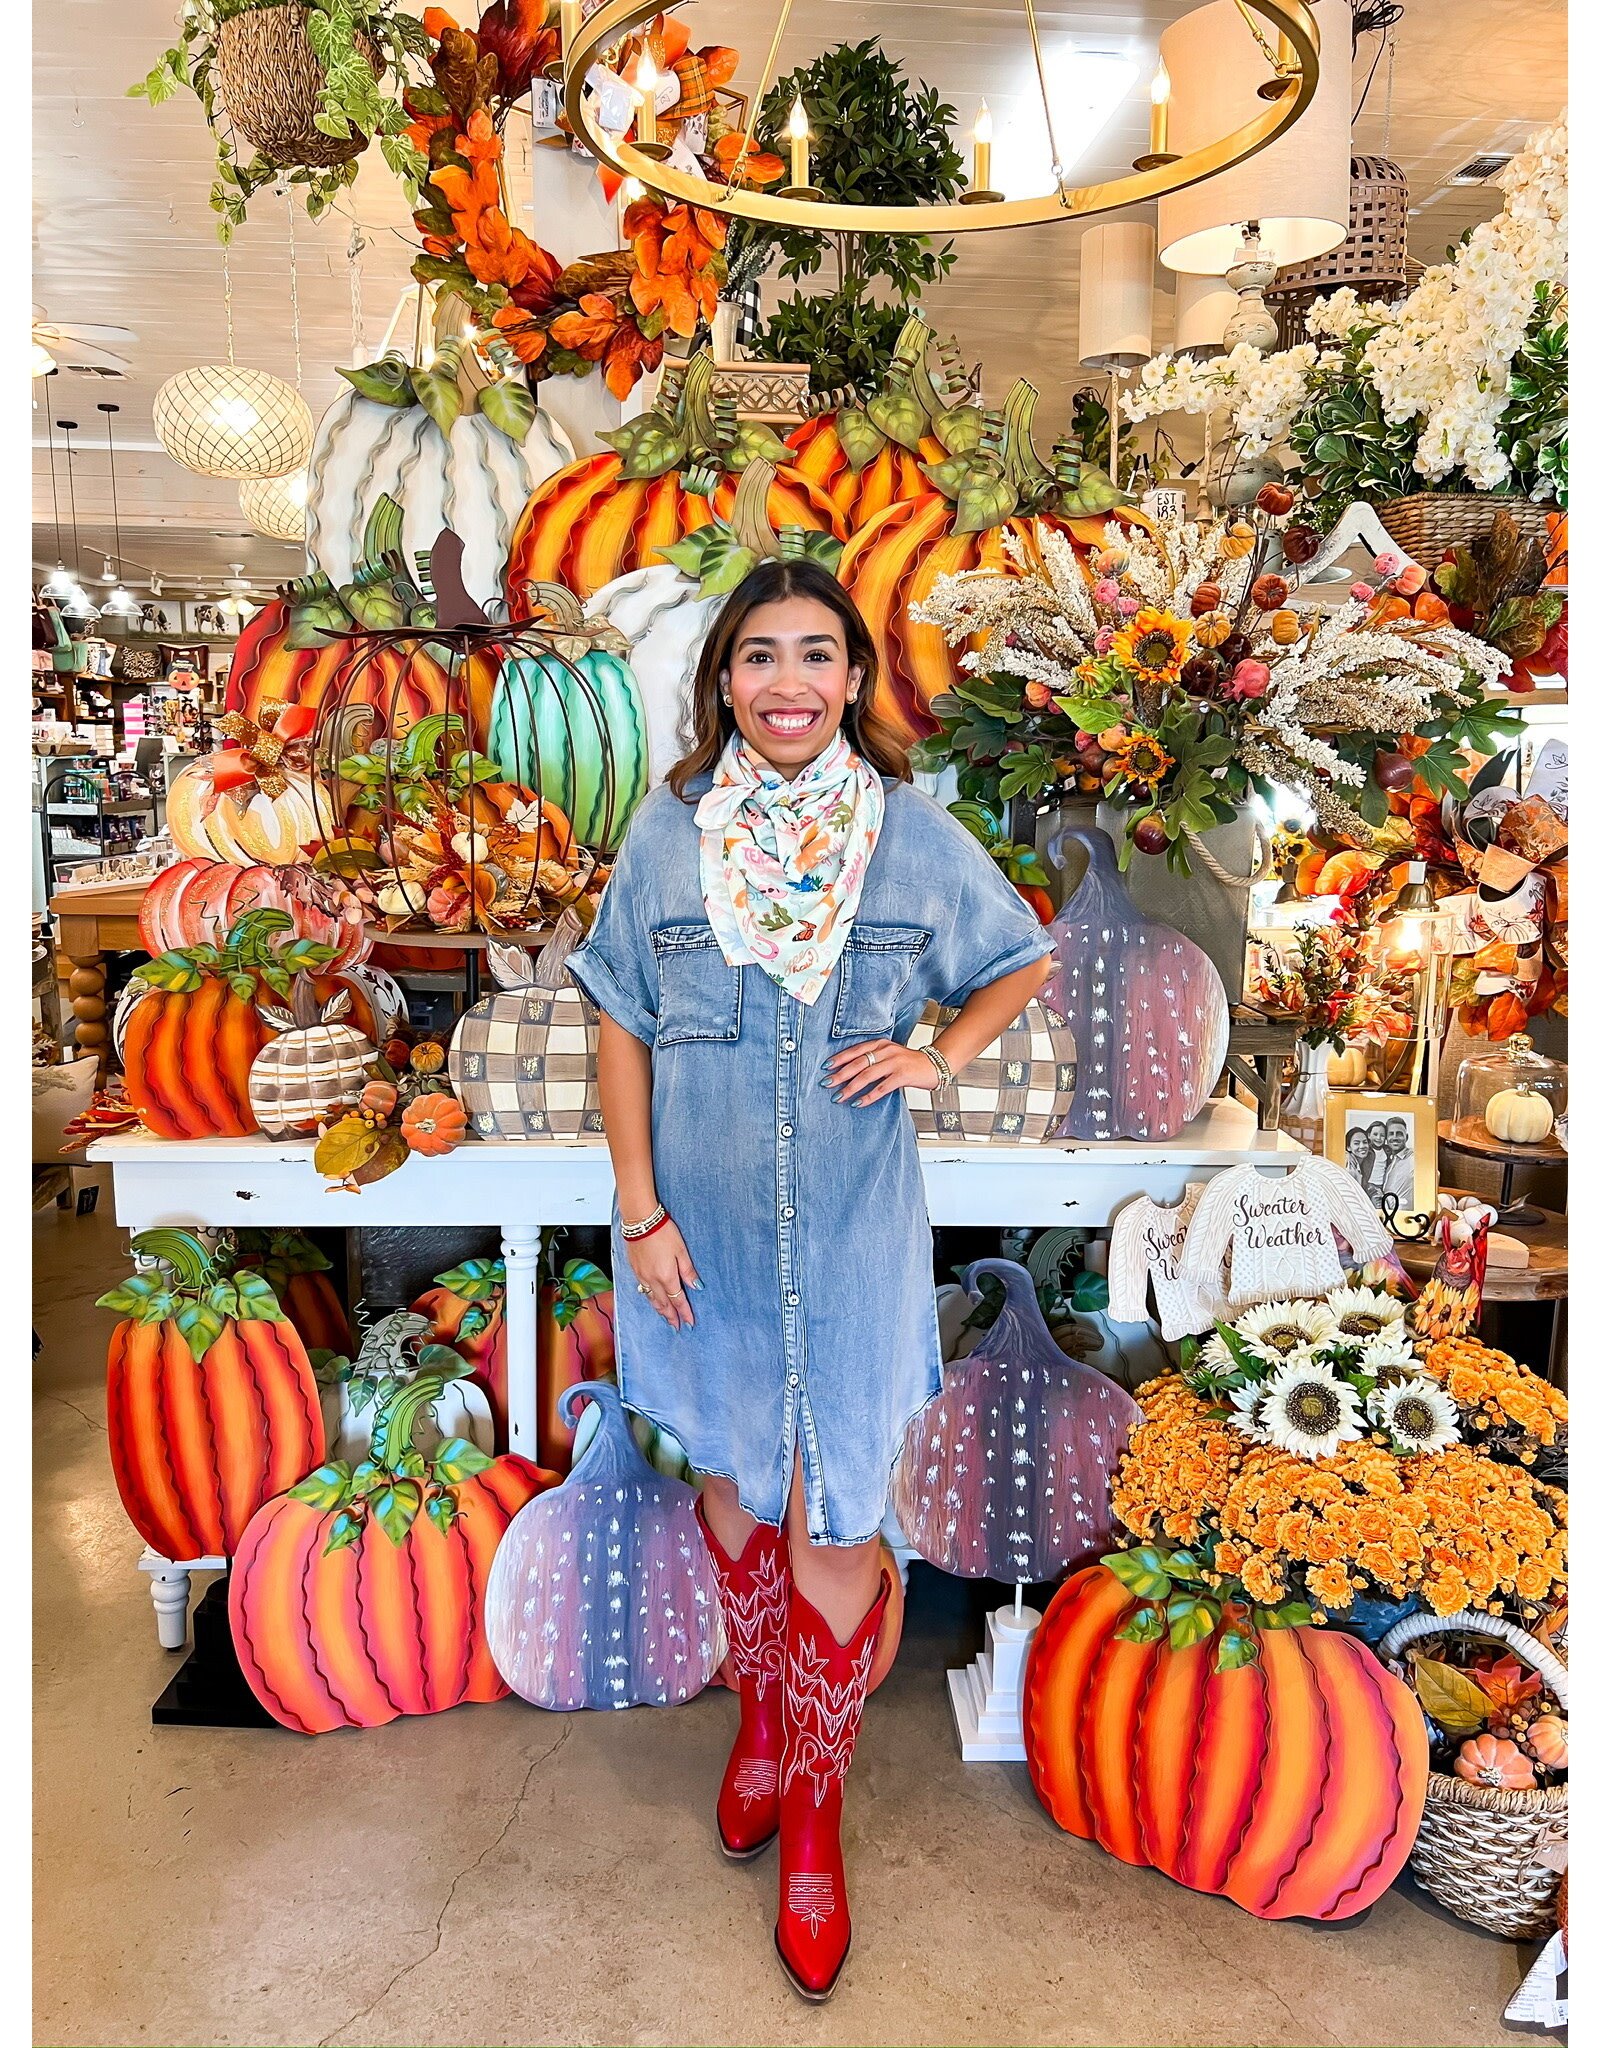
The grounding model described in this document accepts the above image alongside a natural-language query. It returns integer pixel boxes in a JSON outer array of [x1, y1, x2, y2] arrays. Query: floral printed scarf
[[695, 732, 885, 1005]]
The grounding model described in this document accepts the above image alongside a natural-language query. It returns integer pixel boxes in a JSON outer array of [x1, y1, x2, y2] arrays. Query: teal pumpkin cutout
[[488, 585, 648, 852]]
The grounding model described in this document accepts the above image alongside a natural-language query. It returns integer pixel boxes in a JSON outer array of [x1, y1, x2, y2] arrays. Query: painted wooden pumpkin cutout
[[890, 1259, 1141, 1583], [1042, 825, 1229, 1140], [1023, 1562, 1428, 1920], [485, 1380, 725, 1711], [228, 1359, 558, 1734], [247, 982, 374, 1138], [100, 1228, 325, 1560], [411, 1257, 508, 1450], [226, 1227, 352, 1357]]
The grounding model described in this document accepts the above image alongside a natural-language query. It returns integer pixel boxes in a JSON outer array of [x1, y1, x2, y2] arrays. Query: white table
[[90, 1099, 1303, 1640]]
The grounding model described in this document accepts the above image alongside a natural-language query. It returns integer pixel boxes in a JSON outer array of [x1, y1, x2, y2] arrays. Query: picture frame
[[1325, 1092, 1438, 1234]]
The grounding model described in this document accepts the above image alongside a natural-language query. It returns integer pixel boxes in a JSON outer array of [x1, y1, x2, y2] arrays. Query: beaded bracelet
[[922, 1044, 955, 1090], [621, 1203, 669, 1240]]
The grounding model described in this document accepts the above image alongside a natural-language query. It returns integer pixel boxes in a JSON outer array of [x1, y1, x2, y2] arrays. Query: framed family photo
[[1325, 1093, 1438, 1231]]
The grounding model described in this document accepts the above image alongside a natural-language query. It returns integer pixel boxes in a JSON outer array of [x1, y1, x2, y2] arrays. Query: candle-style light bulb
[[974, 100, 993, 191], [1134, 56, 1176, 169], [1150, 59, 1170, 153], [787, 96, 810, 190], [635, 48, 658, 147]]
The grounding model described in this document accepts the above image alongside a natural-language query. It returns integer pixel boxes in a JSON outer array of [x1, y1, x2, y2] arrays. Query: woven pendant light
[[154, 365, 313, 480], [154, 232, 313, 481], [239, 467, 310, 542]]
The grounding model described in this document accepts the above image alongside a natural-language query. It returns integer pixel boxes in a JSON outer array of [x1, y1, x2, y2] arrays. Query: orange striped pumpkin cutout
[[229, 1455, 556, 1733], [122, 982, 273, 1139], [783, 415, 947, 537], [505, 453, 845, 606], [1022, 1564, 1428, 1921], [102, 1231, 325, 1561]]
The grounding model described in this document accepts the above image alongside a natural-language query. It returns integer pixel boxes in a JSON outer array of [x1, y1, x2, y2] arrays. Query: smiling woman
[[566, 556, 1054, 1998]]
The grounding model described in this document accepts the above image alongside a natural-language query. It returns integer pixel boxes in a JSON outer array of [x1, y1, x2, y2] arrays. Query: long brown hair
[[665, 557, 910, 799]]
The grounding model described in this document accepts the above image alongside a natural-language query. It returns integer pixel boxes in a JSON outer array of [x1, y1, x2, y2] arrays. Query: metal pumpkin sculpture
[[890, 1260, 1141, 1581], [905, 998, 1075, 1142], [838, 373, 1135, 745], [313, 1310, 495, 1465], [304, 342, 574, 614], [120, 909, 338, 1139], [485, 1380, 725, 1711], [448, 921, 605, 1141], [165, 704, 324, 867], [411, 1257, 508, 1450], [1042, 825, 1229, 1140], [1022, 1560, 1429, 1921], [225, 1228, 352, 1358], [504, 351, 845, 605], [228, 1357, 559, 1734], [100, 1228, 326, 1560], [246, 981, 374, 1138], [139, 857, 371, 971]]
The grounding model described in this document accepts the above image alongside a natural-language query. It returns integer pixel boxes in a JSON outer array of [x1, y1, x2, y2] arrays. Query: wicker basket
[[215, 2, 380, 170], [1376, 493, 1548, 573], [1379, 1609, 1567, 1940]]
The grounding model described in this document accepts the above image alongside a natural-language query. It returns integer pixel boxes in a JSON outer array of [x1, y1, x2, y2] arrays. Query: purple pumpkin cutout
[[1043, 825, 1228, 1140], [484, 1381, 725, 1709], [890, 1260, 1142, 1581]]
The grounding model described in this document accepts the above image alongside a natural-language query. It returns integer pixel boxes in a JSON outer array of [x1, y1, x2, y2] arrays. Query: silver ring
[[637, 1282, 653, 1296], [865, 1050, 876, 1067], [668, 1289, 684, 1299]]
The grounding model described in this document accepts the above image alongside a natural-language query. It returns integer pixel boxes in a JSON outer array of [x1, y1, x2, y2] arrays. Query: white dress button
[[782, 1206, 795, 1220], [787, 1291, 800, 1305], [780, 1123, 793, 1137], [788, 1373, 799, 1387], [783, 1038, 797, 1052]]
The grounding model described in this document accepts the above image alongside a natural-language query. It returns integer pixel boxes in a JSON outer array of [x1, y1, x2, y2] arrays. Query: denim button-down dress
[[568, 775, 1054, 1546]]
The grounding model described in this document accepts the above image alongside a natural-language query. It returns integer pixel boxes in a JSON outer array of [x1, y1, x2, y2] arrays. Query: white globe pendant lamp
[[239, 466, 310, 543]]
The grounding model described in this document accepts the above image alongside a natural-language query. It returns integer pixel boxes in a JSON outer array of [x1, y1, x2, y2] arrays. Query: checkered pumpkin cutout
[[448, 928, 605, 1141], [905, 999, 1076, 1142]]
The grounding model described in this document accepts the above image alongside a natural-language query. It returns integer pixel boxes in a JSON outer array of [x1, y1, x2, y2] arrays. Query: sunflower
[[1360, 1324, 1418, 1375], [1326, 1285, 1407, 1344], [1256, 1358, 1367, 1460], [1111, 607, 1192, 686], [1368, 1377, 1461, 1455], [1233, 1299, 1337, 1364], [1101, 726, 1175, 793]]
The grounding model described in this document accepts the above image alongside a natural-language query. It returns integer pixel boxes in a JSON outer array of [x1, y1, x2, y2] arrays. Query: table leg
[[63, 947, 110, 1074], [138, 1551, 192, 1650], [501, 1222, 541, 1461]]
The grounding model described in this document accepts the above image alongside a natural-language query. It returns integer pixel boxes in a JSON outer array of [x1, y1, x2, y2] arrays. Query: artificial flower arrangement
[[406, 9, 781, 398], [1118, 118, 1567, 520], [1108, 1288, 1567, 1650], [1250, 920, 1411, 1053], [312, 1035, 468, 1189], [910, 484, 1518, 867], [1390, 1629, 1567, 1792]]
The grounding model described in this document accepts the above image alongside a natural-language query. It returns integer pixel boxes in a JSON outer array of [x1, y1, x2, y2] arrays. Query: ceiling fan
[[32, 306, 136, 378]]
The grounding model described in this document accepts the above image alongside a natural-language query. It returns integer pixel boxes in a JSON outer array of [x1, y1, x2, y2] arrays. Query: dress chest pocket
[[652, 923, 742, 1046], [832, 923, 931, 1040]]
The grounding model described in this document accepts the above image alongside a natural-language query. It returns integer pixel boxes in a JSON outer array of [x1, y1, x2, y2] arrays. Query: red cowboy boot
[[697, 1501, 790, 1859], [774, 1571, 891, 2002]]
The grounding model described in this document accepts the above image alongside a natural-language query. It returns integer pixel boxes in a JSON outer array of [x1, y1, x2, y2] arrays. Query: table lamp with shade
[[1157, 0, 1352, 350], [1078, 221, 1155, 488]]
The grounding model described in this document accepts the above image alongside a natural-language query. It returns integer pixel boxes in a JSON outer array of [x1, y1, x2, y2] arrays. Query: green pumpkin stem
[[128, 1227, 215, 1289]]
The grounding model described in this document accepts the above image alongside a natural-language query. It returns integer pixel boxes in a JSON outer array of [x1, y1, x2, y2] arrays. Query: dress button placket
[[775, 992, 803, 1437]]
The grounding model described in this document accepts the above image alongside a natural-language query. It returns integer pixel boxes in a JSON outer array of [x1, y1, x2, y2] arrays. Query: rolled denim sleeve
[[567, 824, 660, 1047], [919, 805, 1055, 1009]]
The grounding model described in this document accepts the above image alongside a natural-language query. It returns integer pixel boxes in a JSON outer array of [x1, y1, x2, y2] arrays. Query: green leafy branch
[[290, 1364, 494, 1553], [1105, 1540, 1315, 1670], [97, 1227, 288, 1361], [132, 909, 338, 1005]]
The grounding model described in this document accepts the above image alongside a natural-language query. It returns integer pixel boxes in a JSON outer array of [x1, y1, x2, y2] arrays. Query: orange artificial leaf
[[491, 304, 549, 366], [713, 132, 785, 187], [696, 44, 739, 88], [602, 321, 663, 399], [1412, 591, 1452, 625], [423, 6, 460, 34], [459, 108, 501, 163], [629, 264, 699, 337], [1486, 991, 1529, 1038], [1469, 1653, 1545, 1715], [550, 293, 621, 359]]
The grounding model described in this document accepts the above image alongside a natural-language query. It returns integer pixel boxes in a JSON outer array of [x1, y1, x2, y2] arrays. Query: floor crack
[[40, 1393, 105, 1433], [316, 1719, 573, 2048]]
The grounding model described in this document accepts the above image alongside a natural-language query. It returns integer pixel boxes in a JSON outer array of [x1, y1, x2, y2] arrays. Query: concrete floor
[[35, 1190, 1536, 2048]]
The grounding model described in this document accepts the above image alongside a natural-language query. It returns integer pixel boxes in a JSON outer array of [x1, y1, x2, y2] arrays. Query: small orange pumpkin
[[1526, 1715, 1568, 1769], [1454, 1734, 1537, 1789], [402, 1092, 468, 1156]]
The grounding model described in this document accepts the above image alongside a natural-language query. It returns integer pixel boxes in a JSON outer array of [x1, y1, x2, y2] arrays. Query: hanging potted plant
[[129, 0, 431, 235]]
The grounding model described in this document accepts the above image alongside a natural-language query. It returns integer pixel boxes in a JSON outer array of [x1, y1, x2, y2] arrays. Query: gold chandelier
[[563, 0, 1322, 236]]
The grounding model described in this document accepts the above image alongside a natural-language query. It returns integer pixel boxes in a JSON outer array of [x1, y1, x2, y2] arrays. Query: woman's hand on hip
[[826, 1038, 940, 1107], [625, 1221, 702, 1330]]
